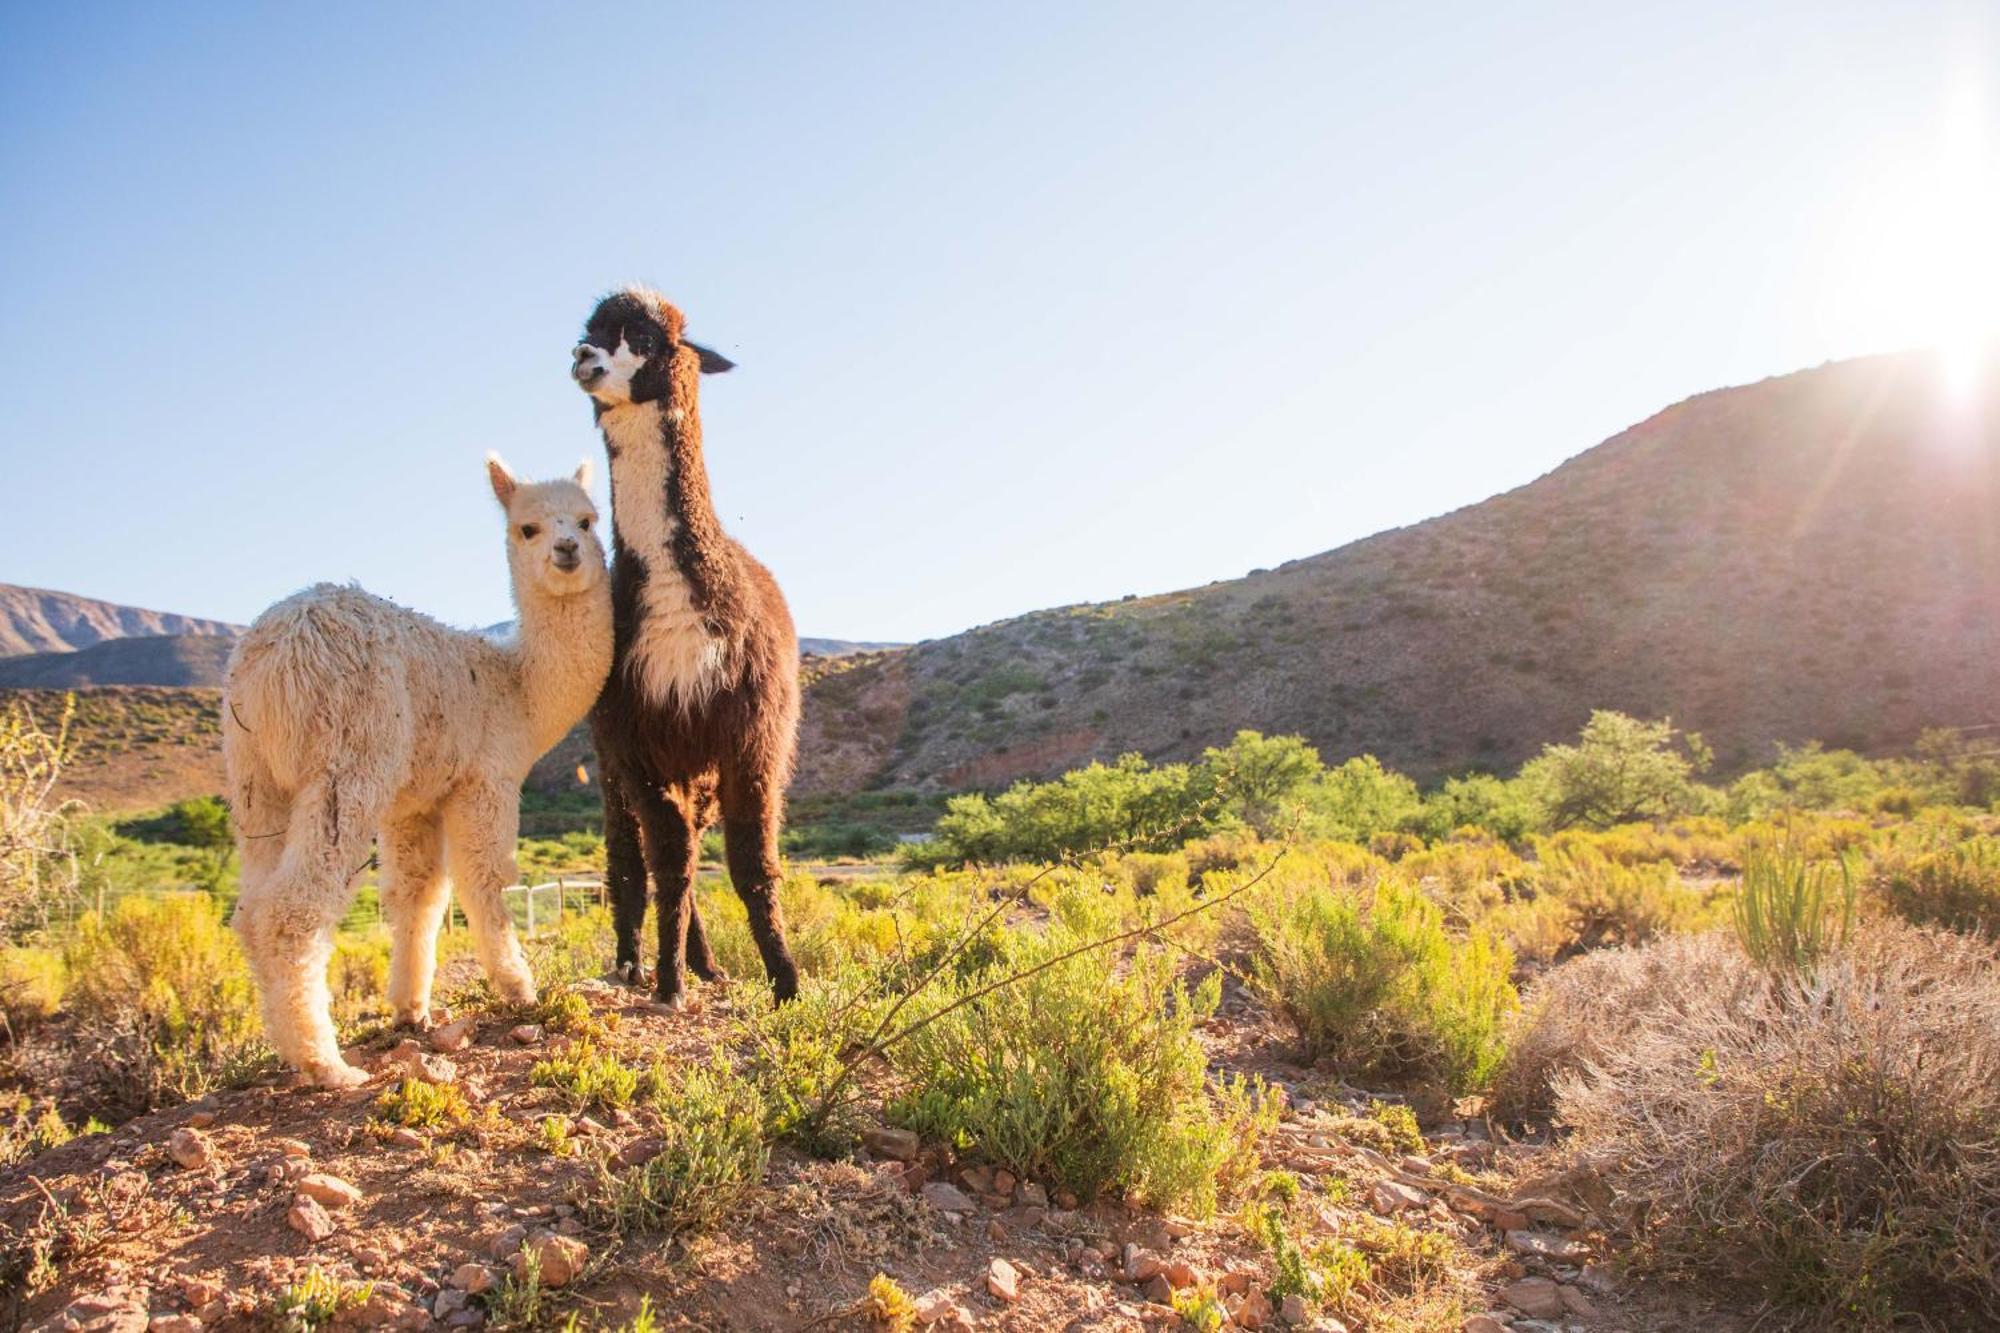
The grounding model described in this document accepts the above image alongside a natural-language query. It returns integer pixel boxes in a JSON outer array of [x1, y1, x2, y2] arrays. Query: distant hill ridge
[[0, 584, 240, 657]]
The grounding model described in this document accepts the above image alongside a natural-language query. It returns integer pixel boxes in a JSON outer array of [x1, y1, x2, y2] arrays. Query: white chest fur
[[601, 404, 728, 712]]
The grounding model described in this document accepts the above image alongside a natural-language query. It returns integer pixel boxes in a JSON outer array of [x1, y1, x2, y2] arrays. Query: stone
[[52, 1289, 149, 1333], [958, 1164, 993, 1194], [991, 1169, 1017, 1197], [1227, 1289, 1272, 1330], [1399, 1154, 1433, 1175], [451, 1263, 496, 1294], [509, 1024, 544, 1045], [1122, 1215, 1174, 1252], [1139, 1274, 1172, 1305], [1521, 1197, 1585, 1228], [486, 1224, 528, 1261], [1280, 1294, 1309, 1324], [1162, 1260, 1196, 1289], [513, 1232, 588, 1288], [921, 1181, 977, 1215], [296, 1173, 362, 1209], [862, 1124, 921, 1161], [388, 1127, 425, 1150], [383, 1041, 456, 1084], [177, 1277, 224, 1309], [913, 1289, 965, 1326], [287, 1194, 337, 1242], [149, 1316, 202, 1333], [185, 1111, 217, 1130], [1054, 1189, 1079, 1209], [1558, 1285, 1598, 1319], [1505, 1230, 1591, 1263], [430, 1018, 476, 1052], [1017, 1181, 1048, 1208], [615, 1136, 666, 1168], [986, 1257, 1020, 1303], [1501, 1277, 1564, 1319], [433, 1290, 469, 1320], [166, 1128, 215, 1171], [1218, 1271, 1253, 1296], [275, 1138, 312, 1158], [1124, 1247, 1164, 1283], [1490, 1209, 1529, 1232], [985, 1219, 1008, 1243], [1460, 1317, 1508, 1333], [1371, 1179, 1428, 1214], [444, 1311, 484, 1330]]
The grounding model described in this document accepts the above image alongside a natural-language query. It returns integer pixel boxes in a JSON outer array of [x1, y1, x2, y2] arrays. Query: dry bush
[[0, 695, 82, 937], [1546, 923, 2000, 1326]]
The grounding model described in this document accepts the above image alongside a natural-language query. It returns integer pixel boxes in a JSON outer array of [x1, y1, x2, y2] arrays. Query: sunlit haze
[[2, 3, 1996, 641]]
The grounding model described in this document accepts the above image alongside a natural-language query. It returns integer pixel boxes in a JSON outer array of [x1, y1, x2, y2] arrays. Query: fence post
[[557, 876, 566, 925], [525, 884, 535, 937]]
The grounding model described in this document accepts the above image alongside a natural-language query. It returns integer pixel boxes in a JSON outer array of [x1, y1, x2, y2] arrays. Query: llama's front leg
[[381, 812, 448, 1026], [443, 783, 536, 1008], [630, 786, 698, 1008], [720, 761, 801, 1003], [601, 765, 651, 987]]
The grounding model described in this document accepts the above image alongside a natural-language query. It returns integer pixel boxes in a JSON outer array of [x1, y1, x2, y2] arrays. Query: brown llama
[[570, 287, 800, 1007]]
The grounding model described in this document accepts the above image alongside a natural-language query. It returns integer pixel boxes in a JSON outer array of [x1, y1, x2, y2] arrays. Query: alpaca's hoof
[[497, 977, 538, 1008], [308, 1060, 372, 1090], [613, 961, 651, 990], [392, 1007, 435, 1032]]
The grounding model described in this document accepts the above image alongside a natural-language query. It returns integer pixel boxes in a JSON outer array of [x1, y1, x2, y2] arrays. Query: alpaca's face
[[504, 478, 606, 600], [573, 288, 733, 408]]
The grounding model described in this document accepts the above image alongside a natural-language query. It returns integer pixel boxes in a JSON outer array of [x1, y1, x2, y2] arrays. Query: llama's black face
[[572, 290, 734, 407]]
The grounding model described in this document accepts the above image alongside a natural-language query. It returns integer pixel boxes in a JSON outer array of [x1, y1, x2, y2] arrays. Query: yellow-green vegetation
[[1733, 844, 1854, 974], [888, 885, 1276, 1215], [860, 1273, 918, 1331], [1246, 872, 1515, 1093], [0, 692, 80, 937], [530, 1042, 641, 1111], [271, 1267, 373, 1332], [373, 1077, 471, 1130], [587, 1053, 768, 1236], [1, 1093, 106, 1168], [1868, 834, 2000, 936]]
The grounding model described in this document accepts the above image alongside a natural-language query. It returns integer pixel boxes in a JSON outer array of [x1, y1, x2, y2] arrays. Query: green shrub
[[530, 1043, 640, 1111], [1246, 874, 1515, 1093], [271, 1267, 373, 1332], [1733, 845, 1854, 974], [373, 1077, 471, 1130], [588, 1053, 767, 1236], [62, 892, 266, 1107], [1517, 710, 1715, 829], [887, 891, 1274, 1214], [1870, 837, 2000, 936], [0, 944, 64, 1032]]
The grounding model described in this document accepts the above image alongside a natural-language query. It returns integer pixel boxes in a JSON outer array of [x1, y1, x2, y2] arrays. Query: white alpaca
[[223, 457, 611, 1088]]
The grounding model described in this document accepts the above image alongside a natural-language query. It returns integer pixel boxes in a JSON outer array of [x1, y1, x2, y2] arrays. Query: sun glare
[[1924, 81, 1999, 403]]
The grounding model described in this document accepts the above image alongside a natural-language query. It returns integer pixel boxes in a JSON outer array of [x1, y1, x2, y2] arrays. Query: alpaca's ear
[[688, 341, 735, 375], [486, 453, 518, 508], [573, 460, 593, 490]]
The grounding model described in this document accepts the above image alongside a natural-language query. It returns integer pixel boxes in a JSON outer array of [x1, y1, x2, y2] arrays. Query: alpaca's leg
[[718, 758, 800, 1003], [442, 782, 536, 1007], [232, 774, 380, 1088], [381, 811, 448, 1026], [601, 764, 651, 987], [629, 784, 699, 1008]]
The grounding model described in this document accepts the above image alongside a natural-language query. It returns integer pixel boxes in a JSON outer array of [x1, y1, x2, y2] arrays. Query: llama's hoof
[[688, 959, 729, 984], [612, 962, 651, 990], [649, 990, 690, 1014]]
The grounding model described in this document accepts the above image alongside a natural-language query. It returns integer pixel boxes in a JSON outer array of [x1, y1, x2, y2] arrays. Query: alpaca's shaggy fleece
[[223, 464, 610, 1087]]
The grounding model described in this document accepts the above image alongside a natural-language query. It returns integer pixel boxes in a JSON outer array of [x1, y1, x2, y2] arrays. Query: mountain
[[0, 635, 238, 688], [800, 637, 905, 657], [0, 584, 239, 657], [787, 350, 2000, 792]]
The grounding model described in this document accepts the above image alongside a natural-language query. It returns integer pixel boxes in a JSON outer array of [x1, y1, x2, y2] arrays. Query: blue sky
[[2, 3, 1994, 642]]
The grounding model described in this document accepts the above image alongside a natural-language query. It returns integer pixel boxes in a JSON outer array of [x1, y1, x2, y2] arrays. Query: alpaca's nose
[[554, 537, 578, 557]]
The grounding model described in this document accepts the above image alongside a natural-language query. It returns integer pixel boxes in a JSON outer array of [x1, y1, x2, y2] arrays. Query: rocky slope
[[0, 636, 237, 689], [0, 585, 238, 659]]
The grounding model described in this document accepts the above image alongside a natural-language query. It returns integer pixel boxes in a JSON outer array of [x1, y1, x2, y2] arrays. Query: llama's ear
[[688, 341, 735, 375], [486, 453, 518, 508], [573, 459, 593, 490]]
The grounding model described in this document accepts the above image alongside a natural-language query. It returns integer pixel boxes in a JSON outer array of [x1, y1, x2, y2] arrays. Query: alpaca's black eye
[[578, 516, 592, 531], [520, 524, 539, 540]]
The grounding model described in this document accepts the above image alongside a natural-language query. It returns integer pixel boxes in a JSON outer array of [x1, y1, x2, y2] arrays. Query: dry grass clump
[[1545, 923, 2000, 1326]]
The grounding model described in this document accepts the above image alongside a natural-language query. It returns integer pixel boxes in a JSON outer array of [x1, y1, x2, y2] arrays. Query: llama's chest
[[622, 560, 728, 712]]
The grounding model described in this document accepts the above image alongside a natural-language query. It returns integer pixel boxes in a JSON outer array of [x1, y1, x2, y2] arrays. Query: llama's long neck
[[508, 583, 614, 755]]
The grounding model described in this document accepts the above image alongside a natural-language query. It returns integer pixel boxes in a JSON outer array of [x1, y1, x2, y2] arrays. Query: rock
[[513, 1232, 588, 1288], [383, 1041, 456, 1084], [1490, 1208, 1529, 1232], [177, 1277, 223, 1309], [297, 1173, 363, 1209], [1558, 1285, 1598, 1318], [1139, 1274, 1172, 1305], [51, 1289, 149, 1333], [149, 1317, 201, 1333], [985, 1219, 1008, 1243], [346, 1286, 427, 1330], [1371, 1179, 1428, 1214], [614, 1136, 665, 1168], [575, 1116, 608, 1138], [275, 1137, 313, 1158], [1162, 1260, 1196, 1289], [433, 1290, 469, 1320], [1122, 1215, 1174, 1252], [913, 1289, 970, 1327], [1521, 1197, 1585, 1228], [1054, 1189, 1079, 1209], [450, 1263, 496, 1294], [388, 1127, 425, 1150], [1501, 1277, 1564, 1319], [1226, 1289, 1272, 1330], [186, 1110, 218, 1130], [1460, 1317, 1508, 1333], [986, 1257, 1020, 1303], [1505, 1230, 1591, 1263], [509, 1024, 544, 1045], [1577, 1263, 1616, 1295], [1399, 1154, 1433, 1175], [1124, 1247, 1164, 1282], [1280, 1294, 1309, 1324], [1218, 1271, 1253, 1296], [287, 1194, 337, 1242], [486, 1224, 528, 1261], [430, 1018, 476, 1052], [921, 1181, 977, 1215], [166, 1128, 215, 1171], [861, 1124, 921, 1161], [444, 1312, 484, 1330], [958, 1165, 993, 1195], [992, 1169, 1017, 1197], [1018, 1181, 1048, 1208]]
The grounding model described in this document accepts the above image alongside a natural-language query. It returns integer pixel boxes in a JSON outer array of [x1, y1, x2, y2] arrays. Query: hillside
[[0, 583, 238, 657], [0, 634, 236, 688], [793, 351, 2000, 791]]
